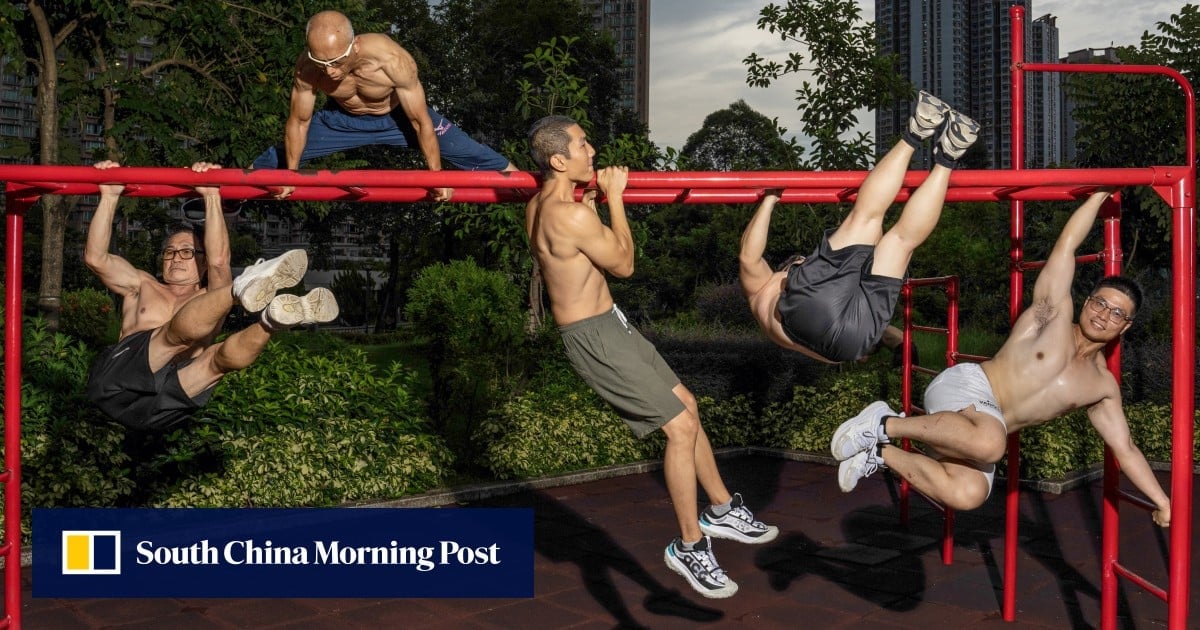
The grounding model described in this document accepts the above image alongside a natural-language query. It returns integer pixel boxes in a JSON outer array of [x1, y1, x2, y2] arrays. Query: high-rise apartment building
[[874, 0, 1061, 169], [582, 0, 650, 126]]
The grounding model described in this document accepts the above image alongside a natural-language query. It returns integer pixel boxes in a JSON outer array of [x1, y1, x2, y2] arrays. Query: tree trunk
[[30, 0, 63, 330]]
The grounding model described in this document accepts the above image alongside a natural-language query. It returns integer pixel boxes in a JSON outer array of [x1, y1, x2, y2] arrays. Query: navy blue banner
[[33, 508, 533, 598]]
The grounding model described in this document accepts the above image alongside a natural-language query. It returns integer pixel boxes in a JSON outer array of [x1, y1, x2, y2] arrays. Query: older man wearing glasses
[[831, 189, 1171, 529], [84, 160, 339, 432], [251, 9, 517, 201]]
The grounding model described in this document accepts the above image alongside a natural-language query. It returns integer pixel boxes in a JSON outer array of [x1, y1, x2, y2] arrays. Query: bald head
[[306, 10, 355, 50]]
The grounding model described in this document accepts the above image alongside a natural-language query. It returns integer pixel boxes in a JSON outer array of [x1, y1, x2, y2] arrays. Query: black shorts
[[775, 229, 903, 362], [85, 330, 214, 431]]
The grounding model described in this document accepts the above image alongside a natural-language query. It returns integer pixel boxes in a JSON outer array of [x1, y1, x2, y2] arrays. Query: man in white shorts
[[830, 189, 1170, 528]]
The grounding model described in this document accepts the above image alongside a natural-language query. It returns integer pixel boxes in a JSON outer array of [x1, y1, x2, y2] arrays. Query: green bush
[[476, 361, 661, 479], [158, 417, 454, 507], [59, 287, 120, 348], [1016, 409, 1105, 479], [697, 394, 759, 449], [0, 317, 134, 536], [758, 368, 897, 452]]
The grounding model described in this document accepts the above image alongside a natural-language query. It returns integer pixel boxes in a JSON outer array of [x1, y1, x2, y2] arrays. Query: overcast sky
[[648, 0, 1185, 151]]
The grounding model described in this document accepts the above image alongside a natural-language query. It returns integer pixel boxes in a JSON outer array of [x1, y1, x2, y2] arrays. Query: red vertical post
[[1167, 176, 1196, 627], [1003, 5, 1027, 622], [942, 277, 959, 565], [4, 190, 30, 629], [898, 283, 913, 529], [1098, 194, 1123, 630]]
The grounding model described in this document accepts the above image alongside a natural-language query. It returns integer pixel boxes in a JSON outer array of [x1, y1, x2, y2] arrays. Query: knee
[[973, 424, 1009, 463], [661, 410, 699, 444], [943, 477, 990, 511], [676, 387, 698, 414]]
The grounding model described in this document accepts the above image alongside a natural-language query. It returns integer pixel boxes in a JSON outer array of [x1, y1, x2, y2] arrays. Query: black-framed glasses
[[1085, 295, 1132, 323], [162, 248, 204, 260], [307, 39, 355, 68]]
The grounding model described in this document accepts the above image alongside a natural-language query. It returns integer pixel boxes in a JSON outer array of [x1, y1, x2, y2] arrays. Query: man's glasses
[[1085, 295, 1132, 324], [307, 39, 355, 68], [162, 248, 204, 260]]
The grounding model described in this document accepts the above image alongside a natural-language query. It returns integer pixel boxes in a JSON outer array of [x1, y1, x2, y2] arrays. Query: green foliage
[[329, 267, 380, 326], [1015, 409, 1105, 480], [59, 287, 120, 347], [681, 100, 800, 171], [697, 395, 759, 449], [0, 317, 134, 536], [516, 36, 591, 127], [743, 0, 911, 169], [405, 259, 526, 443], [158, 418, 453, 507], [475, 362, 660, 479], [757, 369, 898, 451]]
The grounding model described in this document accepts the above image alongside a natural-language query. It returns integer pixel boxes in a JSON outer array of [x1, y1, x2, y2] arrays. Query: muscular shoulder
[[359, 34, 417, 77]]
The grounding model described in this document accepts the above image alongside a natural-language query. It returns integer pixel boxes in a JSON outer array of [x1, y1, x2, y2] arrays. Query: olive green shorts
[[559, 305, 685, 438]]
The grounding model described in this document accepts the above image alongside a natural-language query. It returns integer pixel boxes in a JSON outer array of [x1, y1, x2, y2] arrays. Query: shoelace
[[695, 548, 727, 581], [726, 506, 764, 528]]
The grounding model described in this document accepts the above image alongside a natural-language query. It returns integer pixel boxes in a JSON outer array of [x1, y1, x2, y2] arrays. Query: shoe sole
[[838, 456, 863, 492], [699, 519, 780, 544], [831, 400, 892, 461], [939, 112, 981, 157], [238, 250, 308, 312], [266, 288, 339, 328], [663, 547, 738, 599]]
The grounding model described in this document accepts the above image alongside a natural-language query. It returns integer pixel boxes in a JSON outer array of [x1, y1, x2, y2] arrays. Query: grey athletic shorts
[[922, 362, 1007, 495], [558, 305, 685, 438], [776, 228, 903, 362]]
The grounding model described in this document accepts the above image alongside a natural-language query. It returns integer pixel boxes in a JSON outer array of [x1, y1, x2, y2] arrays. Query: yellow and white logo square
[[61, 531, 121, 575]]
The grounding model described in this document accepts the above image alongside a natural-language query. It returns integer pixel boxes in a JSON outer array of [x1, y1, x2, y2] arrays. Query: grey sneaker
[[699, 493, 779, 544], [908, 90, 952, 141], [831, 400, 895, 461], [838, 447, 885, 492], [935, 110, 981, 163], [263, 288, 339, 329], [232, 249, 308, 313], [663, 536, 738, 599]]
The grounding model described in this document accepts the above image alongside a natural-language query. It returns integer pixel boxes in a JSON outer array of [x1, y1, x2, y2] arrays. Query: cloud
[[648, 0, 1184, 153]]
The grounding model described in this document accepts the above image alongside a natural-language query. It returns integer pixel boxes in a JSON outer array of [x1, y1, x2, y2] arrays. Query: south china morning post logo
[[33, 508, 533, 598], [61, 530, 121, 575]]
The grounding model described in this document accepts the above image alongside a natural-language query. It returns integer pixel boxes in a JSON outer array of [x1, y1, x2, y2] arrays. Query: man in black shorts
[[84, 160, 339, 431], [739, 91, 979, 362]]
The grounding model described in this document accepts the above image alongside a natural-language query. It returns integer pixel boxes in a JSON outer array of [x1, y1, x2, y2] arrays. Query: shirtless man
[[832, 190, 1171, 528], [84, 160, 339, 431], [526, 115, 777, 599], [739, 91, 979, 363], [252, 10, 516, 201]]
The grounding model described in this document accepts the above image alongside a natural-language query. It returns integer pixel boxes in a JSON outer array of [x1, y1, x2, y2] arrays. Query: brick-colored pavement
[[7, 454, 1196, 628]]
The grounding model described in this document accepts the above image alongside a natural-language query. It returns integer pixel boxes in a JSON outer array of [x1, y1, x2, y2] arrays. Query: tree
[[681, 100, 800, 171], [742, 0, 911, 170], [1067, 4, 1200, 271]]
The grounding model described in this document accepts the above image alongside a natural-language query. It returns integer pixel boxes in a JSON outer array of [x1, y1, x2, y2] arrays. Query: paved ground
[[6, 454, 1196, 628]]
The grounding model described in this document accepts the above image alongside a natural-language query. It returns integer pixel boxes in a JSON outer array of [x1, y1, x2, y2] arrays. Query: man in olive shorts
[[527, 115, 778, 599], [739, 91, 979, 362]]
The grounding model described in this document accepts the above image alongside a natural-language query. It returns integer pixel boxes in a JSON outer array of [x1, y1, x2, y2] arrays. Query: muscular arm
[[1087, 394, 1171, 527], [379, 45, 451, 201], [574, 167, 633, 277], [739, 190, 780, 297], [83, 162, 144, 298], [191, 162, 232, 290], [283, 61, 319, 171], [1032, 190, 1112, 306]]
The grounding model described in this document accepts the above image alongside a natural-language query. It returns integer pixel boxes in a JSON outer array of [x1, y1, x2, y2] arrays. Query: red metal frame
[[0, 8, 1192, 626], [1009, 6, 1195, 628]]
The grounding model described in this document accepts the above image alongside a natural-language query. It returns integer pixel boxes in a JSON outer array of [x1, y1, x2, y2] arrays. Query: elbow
[[205, 250, 231, 271], [83, 251, 104, 272], [611, 261, 635, 279]]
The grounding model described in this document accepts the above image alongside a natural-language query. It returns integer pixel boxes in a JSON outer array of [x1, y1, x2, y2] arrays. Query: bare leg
[[659, 407, 703, 542], [828, 140, 915, 250], [881, 445, 992, 510], [147, 288, 234, 371], [884, 406, 1008, 463], [174, 321, 272, 398], [870, 163, 952, 278], [674, 383, 733, 508]]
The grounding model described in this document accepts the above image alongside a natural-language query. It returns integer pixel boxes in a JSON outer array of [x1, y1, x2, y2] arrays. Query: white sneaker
[[908, 90, 952, 141], [263, 288, 339, 329], [936, 110, 981, 162], [233, 250, 308, 313], [663, 536, 738, 599], [838, 448, 885, 493], [831, 400, 895, 461], [699, 493, 779, 544]]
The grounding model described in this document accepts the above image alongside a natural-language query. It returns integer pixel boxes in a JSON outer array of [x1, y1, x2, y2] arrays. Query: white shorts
[[921, 362, 1008, 496]]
